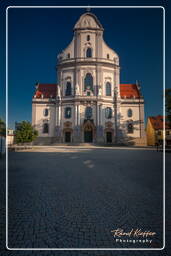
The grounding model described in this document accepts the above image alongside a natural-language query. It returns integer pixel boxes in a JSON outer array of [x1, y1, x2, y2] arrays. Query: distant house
[[146, 115, 171, 146], [7, 129, 15, 145]]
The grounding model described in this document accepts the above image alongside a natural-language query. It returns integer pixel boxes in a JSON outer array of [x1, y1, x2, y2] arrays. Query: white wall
[[32, 103, 56, 137], [120, 104, 141, 137]]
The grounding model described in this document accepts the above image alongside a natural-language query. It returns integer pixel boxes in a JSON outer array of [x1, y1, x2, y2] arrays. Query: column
[[78, 105, 80, 125], [99, 104, 102, 126], [77, 105, 79, 125], [75, 104, 77, 126], [56, 105, 59, 126], [97, 104, 99, 126], [59, 105, 61, 126]]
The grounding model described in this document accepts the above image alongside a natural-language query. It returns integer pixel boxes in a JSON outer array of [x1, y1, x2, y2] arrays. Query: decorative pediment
[[105, 121, 113, 128], [64, 121, 72, 128], [105, 77, 112, 81], [65, 76, 71, 80]]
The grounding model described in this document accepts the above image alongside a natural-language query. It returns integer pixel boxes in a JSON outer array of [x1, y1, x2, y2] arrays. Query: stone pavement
[[0, 146, 171, 256]]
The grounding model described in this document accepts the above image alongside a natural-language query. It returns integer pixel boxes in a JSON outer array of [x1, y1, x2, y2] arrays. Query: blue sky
[[0, 0, 170, 129]]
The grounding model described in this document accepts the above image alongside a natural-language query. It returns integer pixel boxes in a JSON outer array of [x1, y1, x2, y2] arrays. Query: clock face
[[85, 107, 92, 119]]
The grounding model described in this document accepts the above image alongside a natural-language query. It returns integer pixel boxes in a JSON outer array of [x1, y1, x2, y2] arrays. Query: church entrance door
[[65, 132, 71, 143], [83, 120, 94, 143], [84, 130, 93, 143], [106, 132, 112, 143]]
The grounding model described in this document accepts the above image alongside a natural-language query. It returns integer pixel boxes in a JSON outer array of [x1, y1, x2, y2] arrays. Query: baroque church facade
[[32, 11, 145, 144]]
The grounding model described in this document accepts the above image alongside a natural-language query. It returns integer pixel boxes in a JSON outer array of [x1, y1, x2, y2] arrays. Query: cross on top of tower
[[86, 6, 91, 12]]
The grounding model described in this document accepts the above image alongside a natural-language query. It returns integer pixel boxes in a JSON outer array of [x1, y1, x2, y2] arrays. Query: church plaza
[[6, 146, 165, 249]]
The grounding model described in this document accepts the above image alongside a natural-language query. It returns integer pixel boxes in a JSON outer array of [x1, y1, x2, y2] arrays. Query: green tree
[[166, 89, 171, 127], [0, 118, 6, 136], [15, 121, 38, 143]]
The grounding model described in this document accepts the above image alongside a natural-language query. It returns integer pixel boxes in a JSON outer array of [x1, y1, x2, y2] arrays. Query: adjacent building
[[32, 11, 145, 145], [146, 115, 171, 146], [7, 129, 15, 146]]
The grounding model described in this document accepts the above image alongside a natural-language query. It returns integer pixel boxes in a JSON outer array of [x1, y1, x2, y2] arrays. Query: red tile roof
[[33, 83, 141, 99], [120, 84, 140, 98], [149, 115, 170, 130], [35, 84, 57, 98]]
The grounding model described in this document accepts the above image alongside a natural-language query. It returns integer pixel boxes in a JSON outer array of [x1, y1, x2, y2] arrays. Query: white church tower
[[32, 10, 145, 145]]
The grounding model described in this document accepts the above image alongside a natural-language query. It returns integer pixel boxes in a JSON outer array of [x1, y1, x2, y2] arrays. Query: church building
[[32, 10, 145, 145]]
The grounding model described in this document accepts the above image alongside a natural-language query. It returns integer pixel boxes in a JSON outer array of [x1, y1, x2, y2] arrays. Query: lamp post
[[114, 86, 118, 144]]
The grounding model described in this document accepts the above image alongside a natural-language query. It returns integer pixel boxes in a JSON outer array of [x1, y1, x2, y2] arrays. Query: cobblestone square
[[6, 146, 164, 250]]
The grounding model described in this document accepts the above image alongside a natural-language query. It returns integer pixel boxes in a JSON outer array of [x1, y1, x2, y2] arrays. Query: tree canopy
[[166, 89, 171, 127], [15, 121, 38, 143]]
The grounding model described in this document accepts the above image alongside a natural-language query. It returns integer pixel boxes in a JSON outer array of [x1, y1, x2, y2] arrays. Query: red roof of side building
[[34, 83, 141, 99], [149, 115, 170, 130], [120, 84, 141, 98], [35, 84, 57, 98]]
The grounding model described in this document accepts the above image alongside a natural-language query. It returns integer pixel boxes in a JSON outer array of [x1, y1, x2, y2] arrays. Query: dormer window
[[107, 54, 110, 59], [87, 35, 90, 41], [86, 48, 92, 58]]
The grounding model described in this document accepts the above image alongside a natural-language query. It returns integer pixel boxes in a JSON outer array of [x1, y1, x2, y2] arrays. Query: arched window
[[127, 109, 133, 117], [85, 107, 92, 119], [166, 130, 170, 136], [84, 73, 93, 91], [43, 108, 48, 117], [105, 107, 112, 119], [127, 122, 133, 134], [106, 82, 112, 96], [107, 54, 110, 59], [65, 82, 72, 96], [86, 48, 92, 58], [43, 123, 49, 133], [157, 131, 161, 135], [67, 53, 70, 59], [87, 35, 90, 41], [65, 107, 72, 119]]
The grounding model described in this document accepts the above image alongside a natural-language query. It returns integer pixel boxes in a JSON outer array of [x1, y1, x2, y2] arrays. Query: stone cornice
[[57, 58, 120, 70]]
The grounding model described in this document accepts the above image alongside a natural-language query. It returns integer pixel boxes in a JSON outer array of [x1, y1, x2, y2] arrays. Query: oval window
[[127, 109, 133, 117]]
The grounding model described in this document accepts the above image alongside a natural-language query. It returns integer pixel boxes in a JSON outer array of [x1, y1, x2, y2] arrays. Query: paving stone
[[0, 148, 171, 255]]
